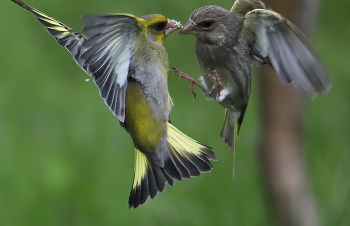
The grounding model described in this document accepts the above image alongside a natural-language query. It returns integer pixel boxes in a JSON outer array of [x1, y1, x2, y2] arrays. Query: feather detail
[[129, 123, 216, 208], [11, 0, 149, 122], [243, 9, 330, 94]]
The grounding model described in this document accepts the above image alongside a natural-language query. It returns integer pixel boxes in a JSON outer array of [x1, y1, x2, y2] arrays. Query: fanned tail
[[165, 123, 216, 179], [11, 0, 86, 61], [129, 123, 216, 208]]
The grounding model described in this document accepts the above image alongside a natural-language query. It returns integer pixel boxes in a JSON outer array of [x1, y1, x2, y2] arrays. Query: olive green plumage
[[11, 0, 216, 208]]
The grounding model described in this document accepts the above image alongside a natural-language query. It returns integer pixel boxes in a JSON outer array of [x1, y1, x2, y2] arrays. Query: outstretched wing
[[11, 0, 148, 122], [79, 15, 147, 122], [240, 9, 330, 94], [11, 0, 87, 61]]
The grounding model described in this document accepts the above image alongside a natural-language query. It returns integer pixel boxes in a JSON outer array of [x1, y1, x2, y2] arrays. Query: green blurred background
[[1, 0, 349, 225]]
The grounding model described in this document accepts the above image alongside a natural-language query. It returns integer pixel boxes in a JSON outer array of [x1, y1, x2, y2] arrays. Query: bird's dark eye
[[202, 21, 214, 28], [155, 22, 166, 31]]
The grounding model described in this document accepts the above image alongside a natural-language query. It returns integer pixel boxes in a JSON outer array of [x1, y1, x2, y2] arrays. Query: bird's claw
[[207, 70, 222, 98], [172, 68, 206, 99]]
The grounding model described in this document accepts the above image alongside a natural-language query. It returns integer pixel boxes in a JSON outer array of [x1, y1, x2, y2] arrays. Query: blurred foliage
[[0, 0, 349, 225]]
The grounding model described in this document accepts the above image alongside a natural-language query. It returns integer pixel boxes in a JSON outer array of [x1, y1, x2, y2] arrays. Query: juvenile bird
[[178, 0, 329, 173], [11, 0, 216, 208]]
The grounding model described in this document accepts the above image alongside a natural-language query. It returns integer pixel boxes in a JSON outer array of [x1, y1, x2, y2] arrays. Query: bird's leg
[[207, 70, 222, 98], [172, 68, 206, 99]]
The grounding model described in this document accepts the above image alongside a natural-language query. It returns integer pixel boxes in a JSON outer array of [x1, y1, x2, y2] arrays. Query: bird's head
[[141, 14, 182, 44], [180, 5, 238, 45]]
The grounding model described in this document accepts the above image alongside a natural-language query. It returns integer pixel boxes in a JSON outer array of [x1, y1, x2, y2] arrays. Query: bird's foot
[[172, 68, 206, 99], [207, 70, 222, 99]]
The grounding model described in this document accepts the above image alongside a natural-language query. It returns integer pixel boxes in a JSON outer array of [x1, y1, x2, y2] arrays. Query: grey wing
[[14, 0, 146, 122], [78, 15, 146, 122], [11, 0, 88, 66], [241, 9, 330, 94]]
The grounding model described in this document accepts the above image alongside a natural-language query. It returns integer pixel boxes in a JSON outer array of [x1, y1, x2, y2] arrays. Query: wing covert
[[78, 15, 147, 122], [230, 0, 266, 15]]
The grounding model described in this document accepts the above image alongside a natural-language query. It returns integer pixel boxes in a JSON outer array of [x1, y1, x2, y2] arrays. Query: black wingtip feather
[[11, 0, 33, 11]]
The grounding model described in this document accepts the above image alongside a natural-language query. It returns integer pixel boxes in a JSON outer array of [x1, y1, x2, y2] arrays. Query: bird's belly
[[124, 81, 166, 150], [201, 68, 246, 112], [201, 68, 232, 95]]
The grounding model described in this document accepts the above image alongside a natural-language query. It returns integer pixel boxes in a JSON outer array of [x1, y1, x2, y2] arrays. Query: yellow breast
[[124, 81, 166, 150]]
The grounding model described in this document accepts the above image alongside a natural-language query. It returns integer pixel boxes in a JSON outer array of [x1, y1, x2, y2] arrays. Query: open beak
[[165, 19, 182, 36], [180, 19, 196, 34]]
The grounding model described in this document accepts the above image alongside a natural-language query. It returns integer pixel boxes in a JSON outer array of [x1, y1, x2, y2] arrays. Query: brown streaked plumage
[[180, 0, 330, 175]]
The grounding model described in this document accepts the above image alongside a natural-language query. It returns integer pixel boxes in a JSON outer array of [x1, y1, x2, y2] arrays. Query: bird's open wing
[[79, 15, 147, 122], [11, 0, 148, 122], [11, 0, 87, 62], [240, 9, 330, 94]]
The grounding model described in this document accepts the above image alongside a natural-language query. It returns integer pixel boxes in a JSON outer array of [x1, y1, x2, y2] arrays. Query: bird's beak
[[165, 19, 182, 36], [180, 19, 196, 34]]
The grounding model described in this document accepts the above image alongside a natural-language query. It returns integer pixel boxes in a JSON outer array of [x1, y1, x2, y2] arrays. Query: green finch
[[178, 0, 330, 172], [11, 0, 216, 208]]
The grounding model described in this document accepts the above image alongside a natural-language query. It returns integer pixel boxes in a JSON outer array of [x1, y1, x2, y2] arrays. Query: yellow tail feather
[[167, 123, 216, 163], [132, 149, 149, 190], [129, 123, 216, 208], [129, 148, 167, 209]]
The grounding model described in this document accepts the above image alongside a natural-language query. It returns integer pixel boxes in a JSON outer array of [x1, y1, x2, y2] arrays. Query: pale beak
[[165, 19, 182, 36], [180, 19, 196, 34]]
